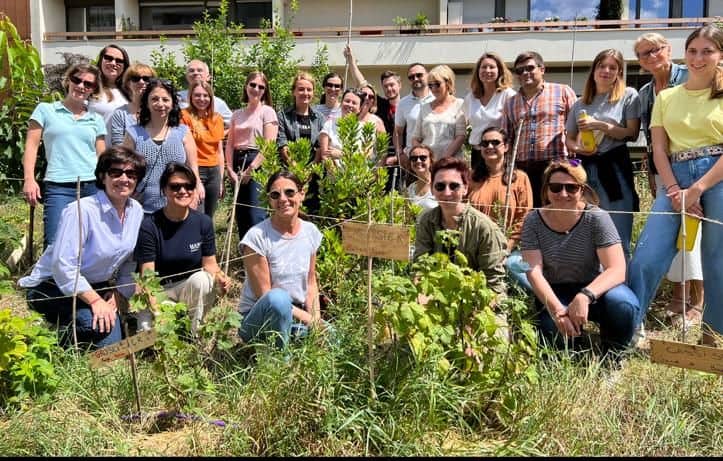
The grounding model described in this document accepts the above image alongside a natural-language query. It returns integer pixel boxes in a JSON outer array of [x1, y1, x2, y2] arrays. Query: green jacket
[[413, 205, 508, 295]]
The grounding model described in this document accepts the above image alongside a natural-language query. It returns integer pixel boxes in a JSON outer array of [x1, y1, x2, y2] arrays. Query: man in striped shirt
[[503, 51, 577, 207]]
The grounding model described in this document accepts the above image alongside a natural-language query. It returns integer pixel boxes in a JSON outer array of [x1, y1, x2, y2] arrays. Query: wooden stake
[[223, 157, 246, 275], [70, 177, 83, 349], [28, 205, 35, 264], [122, 318, 142, 415], [366, 196, 376, 399], [502, 117, 525, 231]]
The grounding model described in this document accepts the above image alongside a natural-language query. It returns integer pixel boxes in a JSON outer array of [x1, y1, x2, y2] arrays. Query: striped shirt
[[503, 82, 577, 162], [520, 204, 620, 285]]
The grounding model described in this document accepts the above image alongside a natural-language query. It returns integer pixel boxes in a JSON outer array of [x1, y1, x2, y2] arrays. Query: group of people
[[17, 24, 723, 355]]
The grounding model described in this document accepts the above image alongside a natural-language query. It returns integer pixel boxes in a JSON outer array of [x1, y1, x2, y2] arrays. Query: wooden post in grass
[[223, 157, 246, 275], [342, 205, 410, 399], [70, 177, 83, 348], [28, 205, 35, 263]]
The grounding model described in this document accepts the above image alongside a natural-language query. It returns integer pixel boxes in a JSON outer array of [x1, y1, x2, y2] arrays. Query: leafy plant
[[148, 36, 185, 88], [0, 309, 59, 406], [0, 14, 56, 193]]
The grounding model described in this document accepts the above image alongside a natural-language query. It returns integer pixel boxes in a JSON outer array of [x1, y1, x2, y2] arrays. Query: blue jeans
[[629, 155, 723, 335], [505, 250, 533, 292], [233, 149, 267, 240], [43, 181, 97, 249], [585, 158, 635, 259], [199, 166, 222, 220], [239, 288, 296, 349], [534, 283, 639, 354], [26, 280, 122, 349]]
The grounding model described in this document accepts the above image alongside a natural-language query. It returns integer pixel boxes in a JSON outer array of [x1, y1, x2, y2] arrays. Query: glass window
[[87, 6, 115, 32], [140, 5, 220, 30], [682, 0, 705, 17], [628, 0, 670, 19], [234, 1, 272, 29], [529, 0, 597, 20]]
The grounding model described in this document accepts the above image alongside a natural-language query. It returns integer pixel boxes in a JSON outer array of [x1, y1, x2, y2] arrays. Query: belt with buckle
[[670, 144, 723, 163]]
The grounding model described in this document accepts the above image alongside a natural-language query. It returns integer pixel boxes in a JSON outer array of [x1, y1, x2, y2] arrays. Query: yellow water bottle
[[578, 109, 597, 153], [676, 214, 700, 252]]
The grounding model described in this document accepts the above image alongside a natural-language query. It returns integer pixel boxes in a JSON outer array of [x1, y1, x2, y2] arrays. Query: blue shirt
[[30, 101, 106, 182], [19, 190, 144, 299], [639, 63, 688, 143]]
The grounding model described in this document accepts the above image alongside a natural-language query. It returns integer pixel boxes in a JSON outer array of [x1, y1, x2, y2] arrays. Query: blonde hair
[[582, 49, 626, 105], [428, 65, 457, 96], [121, 62, 157, 96], [470, 52, 513, 98], [291, 71, 315, 92], [540, 160, 599, 206], [633, 32, 669, 56]]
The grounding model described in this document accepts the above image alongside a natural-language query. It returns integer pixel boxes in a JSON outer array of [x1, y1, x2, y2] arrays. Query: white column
[[115, 0, 139, 32], [272, 0, 285, 26], [439, 0, 448, 24]]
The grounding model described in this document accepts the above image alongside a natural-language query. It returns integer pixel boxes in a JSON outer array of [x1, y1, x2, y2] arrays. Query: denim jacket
[[276, 106, 325, 161]]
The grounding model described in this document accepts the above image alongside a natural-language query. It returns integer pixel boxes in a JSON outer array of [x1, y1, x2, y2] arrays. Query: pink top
[[228, 104, 278, 150]]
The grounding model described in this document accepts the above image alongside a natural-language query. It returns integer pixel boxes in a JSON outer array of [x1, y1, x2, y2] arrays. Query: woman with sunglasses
[[225, 71, 278, 241], [124, 79, 203, 214], [629, 26, 723, 347], [135, 163, 230, 336], [565, 49, 641, 260], [19, 146, 146, 348], [89, 45, 131, 139], [413, 157, 507, 296], [359, 84, 387, 136], [238, 171, 323, 348], [405, 145, 437, 210], [22, 63, 106, 249], [521, 160, 639, 357], [181, 81, 225, 220], [109, 63, 157, 146], [463, 52, 516, 171], [314, 72, 344, 123], [412, 65, 465, 162], [633, 32, 703, 323]]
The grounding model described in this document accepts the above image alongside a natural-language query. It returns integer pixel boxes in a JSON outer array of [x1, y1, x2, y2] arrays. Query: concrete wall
[[710, 0, 723, 16], [288, 0, 439, 28]]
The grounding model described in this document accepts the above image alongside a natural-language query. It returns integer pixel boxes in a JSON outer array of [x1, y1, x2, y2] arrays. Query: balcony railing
[[44, 17, 719, 41]]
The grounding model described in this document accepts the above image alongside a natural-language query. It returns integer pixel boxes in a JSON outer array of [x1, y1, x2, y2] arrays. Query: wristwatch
[[580, 287, 597, 304]]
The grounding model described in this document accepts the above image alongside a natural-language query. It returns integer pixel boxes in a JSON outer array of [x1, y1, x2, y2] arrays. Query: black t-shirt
[[297, 114, 312, 140], [135, 209, 216, 285], [376, 96, 396, 135]]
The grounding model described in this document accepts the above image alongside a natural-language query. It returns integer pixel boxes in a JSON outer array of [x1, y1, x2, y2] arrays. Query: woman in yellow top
[[629, 25, 723, 347], [181, 81, 225, 219]]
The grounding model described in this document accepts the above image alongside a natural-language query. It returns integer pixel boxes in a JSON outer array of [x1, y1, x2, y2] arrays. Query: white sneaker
[[632, 323, 646, 349]]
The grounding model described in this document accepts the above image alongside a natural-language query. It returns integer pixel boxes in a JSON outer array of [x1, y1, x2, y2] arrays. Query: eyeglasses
[[130, 75, 152, 83], [408, 72, 424, 81], [167, 182, 195, 193], [325, 83, 342, 89], [248, 82, 266, 91], [107, 167, 138, 180], [102, 54, 125, 65], [514, 64, 538, 75], [68, 74, 97, 90], [268, 188, 298, 200], [637, 46, 665, 60], [433, 181, 462, 192], [548, 183, 582, 194], [427, 82, 441, 89], [409, 155, 428, 162], [480, 139, 503, 148]]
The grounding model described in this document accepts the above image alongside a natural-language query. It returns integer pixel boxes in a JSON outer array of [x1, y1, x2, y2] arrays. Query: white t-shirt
[[412, 97, 466, 160], [88, 88, 128, 145], [463, 87, 516, 145], [406, 182, 437, 210], [395, 92, 435, 153], [238, 219, 323, 314]]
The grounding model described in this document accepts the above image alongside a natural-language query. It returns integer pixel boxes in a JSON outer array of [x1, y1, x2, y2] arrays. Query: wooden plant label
[[650, 338, 723, 375], [342, 222, 410, 261], [89, 329, 157, 369]]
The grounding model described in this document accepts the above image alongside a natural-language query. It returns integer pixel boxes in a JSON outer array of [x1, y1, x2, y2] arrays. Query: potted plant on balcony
[[489, 16, 510, 32], [575, 16, 592, 29], [543, 16, 561, 30], [395, 12, 430, 34]]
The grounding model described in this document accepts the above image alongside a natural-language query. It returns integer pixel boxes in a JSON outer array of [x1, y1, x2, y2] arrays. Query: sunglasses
[[107, 167, 138, 180], [167, 182, 195, 193], [248, 82, 266, 91], [480, 139, 503, 148], [268, 188, 298, 200], [408, 72, 424, 81], [637, 45, 665, 60], [548, 183, 582, 194], [427, 82, 441, 89], [325, 83, 342, 89], [410, 155, 428, 162], [514, 64, 538, 75], [433, 181, 462, 192], [102, 54, 125, 65], [68, 74, 97, 90], [130, 75, 152, 83]]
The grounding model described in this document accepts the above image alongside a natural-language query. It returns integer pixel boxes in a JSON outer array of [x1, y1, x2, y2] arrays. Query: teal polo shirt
[[30, 101, 106, 182]]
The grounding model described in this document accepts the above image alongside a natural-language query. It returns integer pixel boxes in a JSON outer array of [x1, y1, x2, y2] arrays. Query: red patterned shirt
[[503, 82, 577, 162]]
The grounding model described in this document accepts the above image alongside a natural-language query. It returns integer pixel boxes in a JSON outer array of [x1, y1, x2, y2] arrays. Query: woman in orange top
[[181, 81, 225, 219]]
